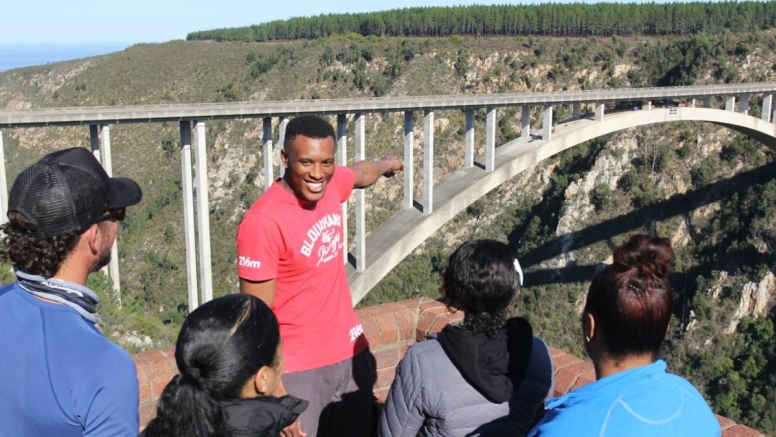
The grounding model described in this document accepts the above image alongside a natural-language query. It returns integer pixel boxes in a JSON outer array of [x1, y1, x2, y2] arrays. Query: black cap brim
[[109, 177, 142, 208]]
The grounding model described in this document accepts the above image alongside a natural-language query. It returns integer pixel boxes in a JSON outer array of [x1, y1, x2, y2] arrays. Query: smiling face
[[280, 134, 336, 205]]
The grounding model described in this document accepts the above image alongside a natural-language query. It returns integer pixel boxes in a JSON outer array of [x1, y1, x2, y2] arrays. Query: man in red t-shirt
[[237, 115, 403, 437]]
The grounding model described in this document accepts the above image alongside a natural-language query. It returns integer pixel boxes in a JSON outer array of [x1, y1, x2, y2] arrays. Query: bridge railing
[[1, 83, 776, 309]]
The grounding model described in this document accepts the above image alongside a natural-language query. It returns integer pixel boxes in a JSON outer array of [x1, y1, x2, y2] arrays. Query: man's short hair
[[284, 115, 336, 150]]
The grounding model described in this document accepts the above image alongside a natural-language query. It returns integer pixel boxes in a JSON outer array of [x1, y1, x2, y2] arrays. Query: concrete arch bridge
[[1, 83, 775, 308]]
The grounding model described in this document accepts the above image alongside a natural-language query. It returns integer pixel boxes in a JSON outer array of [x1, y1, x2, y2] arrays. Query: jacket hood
[[220, 394, 308, 437], [437, 317, 534, 403]]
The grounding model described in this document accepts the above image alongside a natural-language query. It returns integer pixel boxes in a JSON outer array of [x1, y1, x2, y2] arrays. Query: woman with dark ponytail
[[528, 234, 720, 437], [379, 239, 554, 437], [141, 294, 307, 437]]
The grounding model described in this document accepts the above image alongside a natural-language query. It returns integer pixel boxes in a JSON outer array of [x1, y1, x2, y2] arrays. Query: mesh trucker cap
[[8, 147, 142, 238]]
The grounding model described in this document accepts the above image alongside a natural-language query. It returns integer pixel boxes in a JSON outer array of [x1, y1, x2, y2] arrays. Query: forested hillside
[[188, 2, 776, 41], [1, 6, 775, 434]]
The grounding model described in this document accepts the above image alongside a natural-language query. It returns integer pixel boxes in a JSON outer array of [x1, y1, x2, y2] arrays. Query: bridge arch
[[347, 106, 776, 304]]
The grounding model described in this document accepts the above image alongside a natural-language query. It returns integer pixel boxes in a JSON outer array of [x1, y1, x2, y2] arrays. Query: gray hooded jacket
[[378, 318, 554, 437]]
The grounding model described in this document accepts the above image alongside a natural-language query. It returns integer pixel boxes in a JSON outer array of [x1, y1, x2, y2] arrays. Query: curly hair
[[442, 239, 521, 338], [0, 212, 79, 278]]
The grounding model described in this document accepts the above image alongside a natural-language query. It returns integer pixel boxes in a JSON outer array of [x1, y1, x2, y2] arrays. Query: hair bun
[[613, 234, 674, 278]]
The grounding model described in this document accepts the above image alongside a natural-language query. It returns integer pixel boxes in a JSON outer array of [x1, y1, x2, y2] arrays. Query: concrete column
[[465, 109, 474, 167], [89, 125, 120, 299], [263, 117, 273, 190], [643, 101, 652, 111], [89, 125, 100, 161], [423, 110, 434, 215], [542, 106, 554, 141], [761, 95, 773, 122], [278, 116, 288, 178], [179, 122, 199, 312], [336, 114, 348, 263], [521, 106, 531, 139], [703, 96, 712, 108], [572, 102, 581, 119], [0, 130, 6, 225], [595, 103, 605, 121], [193, 121, 213, 304], [739, 95, 750, 115], [690, 98, 696, 108], [354, 113, 366, 272], [725, 97, 736, 112], [99, 125, 120, 299], [485, 108, 496, 171], [403, 112, 414, 209]]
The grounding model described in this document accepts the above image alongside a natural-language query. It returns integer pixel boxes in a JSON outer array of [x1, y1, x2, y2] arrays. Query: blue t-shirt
[[0, 283, 139, 437], [528, 360, 720, 437]]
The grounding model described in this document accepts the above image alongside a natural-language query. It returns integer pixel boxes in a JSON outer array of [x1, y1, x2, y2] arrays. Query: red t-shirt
[[236, 166, 368, 373]]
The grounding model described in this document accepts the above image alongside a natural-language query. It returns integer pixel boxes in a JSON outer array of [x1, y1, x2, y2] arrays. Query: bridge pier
[[404, 112, 415, 209], [595, 103, 605, 121], [263, 117, 273, 190], [572, 102, 581, 119], [89, 125, 121, 300], [521, 106, 531, 139], [337, 114, 348, 261], [179, 122, 199, 312], [278, 116, 288, 178], [423, 110, 434, 215], [704, 96, 712, 108], [762, 95, 773, 123], [465, 109, 474, 167], [485, 108, 496, 171], [193, 120, 213, 305], [355, 113, 366, 272], [739, 95, 750, 115], [725, 97, 736, 111], [0, 130, 6, 225], [542, 106, 553, 141]]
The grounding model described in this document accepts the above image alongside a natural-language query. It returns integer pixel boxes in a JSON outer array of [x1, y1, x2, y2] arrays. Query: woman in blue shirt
[[529, 234, 720, 437]]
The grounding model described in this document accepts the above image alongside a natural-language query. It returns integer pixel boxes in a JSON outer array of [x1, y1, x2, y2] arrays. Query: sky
[[2, 0, 675, 44]]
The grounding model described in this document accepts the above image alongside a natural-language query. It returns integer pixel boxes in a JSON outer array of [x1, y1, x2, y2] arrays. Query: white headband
[[514, 258, 523, 286]]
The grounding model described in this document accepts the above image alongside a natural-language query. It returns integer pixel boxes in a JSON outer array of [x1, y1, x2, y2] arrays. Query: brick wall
[[134, 297, 764, 436]]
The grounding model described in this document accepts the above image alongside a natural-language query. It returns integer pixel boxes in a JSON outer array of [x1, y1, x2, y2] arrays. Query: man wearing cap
[[0, 147, 143, 437]]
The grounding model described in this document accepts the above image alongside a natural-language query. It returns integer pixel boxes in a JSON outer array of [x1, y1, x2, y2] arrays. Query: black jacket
[[221, 395, 308, 437]]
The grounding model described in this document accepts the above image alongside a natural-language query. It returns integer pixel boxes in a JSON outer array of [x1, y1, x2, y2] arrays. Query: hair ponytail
[[142, 374, 226, 437], [141, 294, 280, 437]]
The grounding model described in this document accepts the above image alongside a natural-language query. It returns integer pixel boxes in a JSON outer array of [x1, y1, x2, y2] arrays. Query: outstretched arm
[[349, 154, 404, 189]]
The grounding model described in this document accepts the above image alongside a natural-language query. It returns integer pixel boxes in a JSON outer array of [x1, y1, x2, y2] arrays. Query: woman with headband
[[379, 239, 554, 437]]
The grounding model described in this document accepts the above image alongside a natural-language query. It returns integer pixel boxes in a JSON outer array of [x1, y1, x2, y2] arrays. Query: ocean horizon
[[0, 42, 134, 72]]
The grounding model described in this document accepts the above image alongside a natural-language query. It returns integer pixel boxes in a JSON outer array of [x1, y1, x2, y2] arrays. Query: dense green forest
[[188, 2, 776, 41], [1, 8, 776, 434]]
